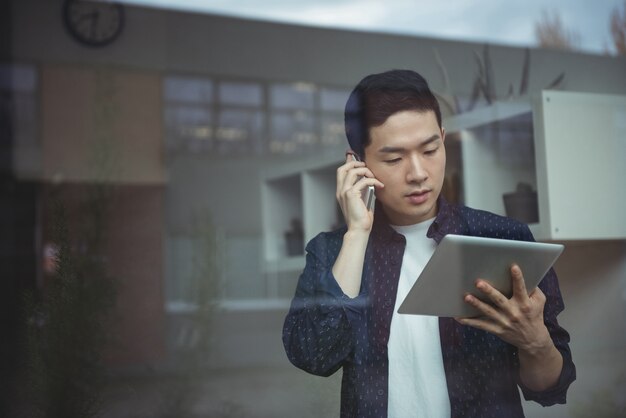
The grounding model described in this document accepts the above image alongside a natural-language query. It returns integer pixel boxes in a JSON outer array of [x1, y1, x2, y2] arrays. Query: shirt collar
[[428, 195, 468, 243], [371, 195, 466, 244]]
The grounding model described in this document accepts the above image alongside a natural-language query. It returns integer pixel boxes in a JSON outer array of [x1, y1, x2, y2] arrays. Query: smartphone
[[349, 153, 376, 211]]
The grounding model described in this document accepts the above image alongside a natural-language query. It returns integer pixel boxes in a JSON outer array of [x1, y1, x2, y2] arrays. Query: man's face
[[364, 110, 446, 226]]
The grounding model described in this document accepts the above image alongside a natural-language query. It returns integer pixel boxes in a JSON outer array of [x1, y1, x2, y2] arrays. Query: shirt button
[[377, 389, 384, 396], [391, 259, 398, 265]]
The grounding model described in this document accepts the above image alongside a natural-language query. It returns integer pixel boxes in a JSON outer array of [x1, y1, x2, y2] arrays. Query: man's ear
[[441, 127, 446, 144]]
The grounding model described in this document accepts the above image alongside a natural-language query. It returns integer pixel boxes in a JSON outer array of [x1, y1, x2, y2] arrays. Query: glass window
[[320, 113, 345, 147], [215, 108, 265, 155], [218, 81, 263, 107], [270, 111, 317, 154], [162, 74, 353, 308], [320, 87, 350, 112], [163, 105, 213, 151], [270, 82, 316, 110], [164, 76, 213, 104]]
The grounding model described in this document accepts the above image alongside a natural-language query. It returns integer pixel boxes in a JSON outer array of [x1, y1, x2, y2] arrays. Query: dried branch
[[519, 48, 530, 96], [535, 9, 581, 51], [546, 72, 566, 89], [482, 45, 496, 103], [611, 1, 626, 55]]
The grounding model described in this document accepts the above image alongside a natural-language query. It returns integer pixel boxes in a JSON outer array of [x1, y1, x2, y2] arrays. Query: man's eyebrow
[[377, 134, 441, 153]]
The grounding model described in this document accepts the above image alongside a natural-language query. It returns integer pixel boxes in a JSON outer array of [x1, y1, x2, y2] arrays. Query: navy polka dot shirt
[[283, 197, 576, 417]]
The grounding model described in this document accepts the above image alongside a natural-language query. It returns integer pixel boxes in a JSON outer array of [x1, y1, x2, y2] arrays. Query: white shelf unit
[[262, 173, 303, 262], [261, 155, 342, 274], [533, 90, 626, 240], [302, 165, 340, 241], [261, 90, 626, 281], [444, 101, 541, 235], [446, 91, 626, 241]]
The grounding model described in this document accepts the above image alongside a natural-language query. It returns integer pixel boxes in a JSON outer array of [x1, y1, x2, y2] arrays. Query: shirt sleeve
[[516, 227, 577, 405], [282, 231, 368, 377]]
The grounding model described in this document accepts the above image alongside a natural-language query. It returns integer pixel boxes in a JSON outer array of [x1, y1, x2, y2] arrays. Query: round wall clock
[[63, 0, 125, 47]]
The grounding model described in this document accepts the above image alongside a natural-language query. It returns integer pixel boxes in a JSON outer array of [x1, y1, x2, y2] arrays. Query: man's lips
[[405, 189, 431, 204]]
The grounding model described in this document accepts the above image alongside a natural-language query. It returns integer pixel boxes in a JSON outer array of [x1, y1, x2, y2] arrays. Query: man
[[282, 69, 575, 417]]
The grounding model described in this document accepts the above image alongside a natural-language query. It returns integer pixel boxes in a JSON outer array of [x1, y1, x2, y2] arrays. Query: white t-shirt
[[387, 218, 451, 418]]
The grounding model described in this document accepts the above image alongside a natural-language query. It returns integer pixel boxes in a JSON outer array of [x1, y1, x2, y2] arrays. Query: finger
[[510, 264, 529, 300], [337, 160, 363, 181], [462, 292, 507, 323], [361, 167, 383, 183], [340, 167, 375, 194], [455, 314, 501, 335], [341, 170, 365, 197], [336, 162, 365, 198], [354, 175, 384, 191], [474, 279, 509, 309]]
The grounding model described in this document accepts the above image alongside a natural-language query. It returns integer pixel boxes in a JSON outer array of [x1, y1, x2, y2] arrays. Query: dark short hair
[[344, 69, 442, 158]]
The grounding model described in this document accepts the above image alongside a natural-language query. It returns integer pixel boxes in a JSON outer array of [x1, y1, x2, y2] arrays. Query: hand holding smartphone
[[347, 151, 376, 212]]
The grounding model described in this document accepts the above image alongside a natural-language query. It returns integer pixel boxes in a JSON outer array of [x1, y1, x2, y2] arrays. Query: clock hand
[[91, 11, 100, 40], [76, 11, 98, 24]]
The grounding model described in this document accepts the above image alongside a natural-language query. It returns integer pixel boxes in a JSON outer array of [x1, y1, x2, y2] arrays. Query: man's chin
[[383, 205, 436, 226]]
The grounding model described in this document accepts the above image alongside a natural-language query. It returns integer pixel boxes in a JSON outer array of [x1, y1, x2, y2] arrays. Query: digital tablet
[[397, 234, 564, 318]]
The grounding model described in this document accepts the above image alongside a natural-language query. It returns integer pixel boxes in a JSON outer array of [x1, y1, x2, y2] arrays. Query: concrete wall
[[10, 0, 626, 95]]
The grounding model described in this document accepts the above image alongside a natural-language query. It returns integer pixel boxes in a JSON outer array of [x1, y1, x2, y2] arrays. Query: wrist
[[343, 228, 370, 243], [518, 326, 555, 359], [517, 329, 563, 391]]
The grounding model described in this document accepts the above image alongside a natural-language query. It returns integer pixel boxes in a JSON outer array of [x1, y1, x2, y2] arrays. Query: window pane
[[219, 81, 263, 106], [215, 109, 265, 154], [321, 113, 345, 147], [270, 111, 317, 154], [164, 105, 212, 127], [164, 76, 213, 104], [320, 87, 350, 112], [270, 82, 316, 110], [164, 105, 213, 149]]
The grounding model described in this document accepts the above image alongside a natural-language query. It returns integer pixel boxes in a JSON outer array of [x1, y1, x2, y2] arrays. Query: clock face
[[63, 0, 125, 47]]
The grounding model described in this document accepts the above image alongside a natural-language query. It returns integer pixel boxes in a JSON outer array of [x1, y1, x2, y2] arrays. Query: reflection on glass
[[164, 105, 213, 150], [320, 87, 349, 112], [320, 113, 345, 147], [270, 111, 317, 154], [216, 109, 265, 154], [219, 81, 263, 106], [163, 76, 350, 156], [270, 82, 316, 110], [164, 76, 213, 104]]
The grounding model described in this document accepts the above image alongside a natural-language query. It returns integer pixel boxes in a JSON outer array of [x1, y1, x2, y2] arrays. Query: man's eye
[[384, 158, 401, 164], [424, 148, 438, 155]]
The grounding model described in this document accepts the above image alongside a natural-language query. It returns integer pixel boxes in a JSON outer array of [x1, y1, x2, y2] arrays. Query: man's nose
[[406, 155, 428, 184]]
